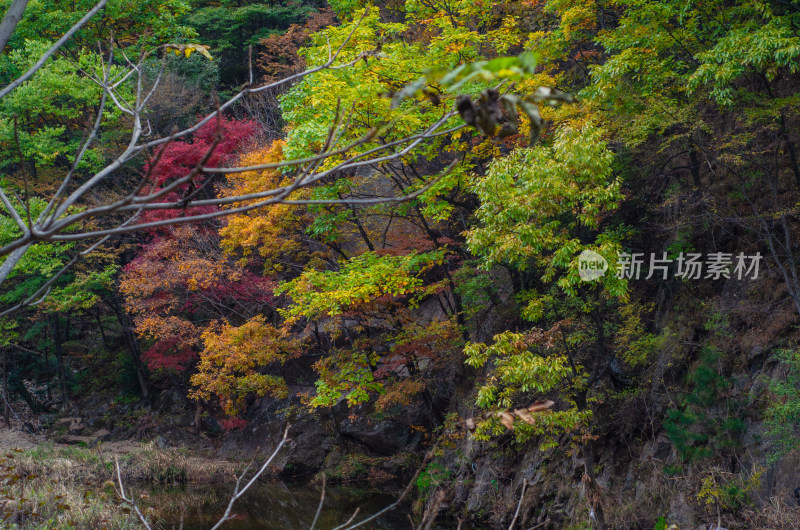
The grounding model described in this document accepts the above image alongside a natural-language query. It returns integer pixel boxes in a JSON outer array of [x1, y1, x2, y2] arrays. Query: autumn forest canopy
[[2, 0, 800, 528]]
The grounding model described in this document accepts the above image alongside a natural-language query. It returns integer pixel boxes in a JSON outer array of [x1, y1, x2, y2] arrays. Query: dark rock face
[[340, 420, 422, 455], [154, 387, 194, 416], [200, 415, 223, 437], [218, 389, 335, 475], [218, 386, 443, 476]]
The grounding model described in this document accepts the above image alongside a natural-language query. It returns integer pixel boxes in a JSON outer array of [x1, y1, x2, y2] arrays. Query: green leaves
[[0, 194, 106, 310], [465, 330, 590, 447], [276, 250, 444, 324], [466, 331, 572, 408], [310, 350, 382, 408], [0, 40, 129, 171], [0, 0, 197, 49], [466, 122, 625, 299], [765, 349, 800, 463], [45, 265, 118, 312], [390, 52, 575, 146], [689, 18, 800, 105], [460, 119, 624, 448], [390, 51, 539, 108], [0, 318, 17, 348], [0, 196, 75, 303]]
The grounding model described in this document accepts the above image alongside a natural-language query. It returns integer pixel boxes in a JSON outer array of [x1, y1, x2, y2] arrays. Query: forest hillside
[[2, 0, 800, 528]]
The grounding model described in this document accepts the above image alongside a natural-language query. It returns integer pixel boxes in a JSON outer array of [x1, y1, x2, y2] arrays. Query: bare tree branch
[[0, 1, 526, 314], [38, 113, 462, 238], [0, 0, 29, 54], [334, 444, 438, 530], [0, 187, 27, 235], [0, 213, 141, 318], [0, 243, 30, 287], [115, 456, 154, 530], [39, 47, 112, 223], [0, 0, 108, 99], [309, 473, 326, 530], [43, 157, 458, 241], [508, 478, 528, 530]]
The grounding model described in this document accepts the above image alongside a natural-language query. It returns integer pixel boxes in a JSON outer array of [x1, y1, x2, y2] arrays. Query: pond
[[142, 479, 416, 530]]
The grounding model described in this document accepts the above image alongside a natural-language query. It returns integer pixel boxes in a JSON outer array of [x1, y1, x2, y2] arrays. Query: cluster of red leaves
[[141, 336, 196, 372], [122, 117, 273, 374], [219, 417, 248, 431], [139, 117, 259, 229], [121, 227, 275, 373]]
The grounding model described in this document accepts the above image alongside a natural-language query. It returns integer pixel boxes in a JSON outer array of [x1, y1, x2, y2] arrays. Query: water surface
[[144, 480, 412, 529]]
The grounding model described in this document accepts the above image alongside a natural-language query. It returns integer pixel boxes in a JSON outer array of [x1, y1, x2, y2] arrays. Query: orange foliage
[[375, 379, 426, 410], [120, 225, 274, 371], [190, 315, 304, 415], [219, 141, 317, 274]]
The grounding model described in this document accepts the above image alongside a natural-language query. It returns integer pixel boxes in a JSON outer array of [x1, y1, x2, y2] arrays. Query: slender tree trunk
[[410, 203, 469, 336], [574, 387, 606, 529], [582, 440, 606, 529], [689, 144, 702, 188], [10, 375, 44, 414], [42, 347, 51, 402], [95, 306, 109, 349], [108, 294, 150, 400], [193, 401, 202, 428], [349, 210, 375, 251], [51, 314, 69, 408], [2, 350, 10, 428]]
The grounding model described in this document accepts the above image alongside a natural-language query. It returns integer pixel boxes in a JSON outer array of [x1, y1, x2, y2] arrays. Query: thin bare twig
[[209, 424, 291, 530], [115, 456, 153, 530], [508, 479, 528, 530], [335, 444, 438, 530], [309, 474, 326, 530]]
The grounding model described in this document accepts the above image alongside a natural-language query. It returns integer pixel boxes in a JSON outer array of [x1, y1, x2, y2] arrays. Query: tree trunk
[[689, 143, 702, 188], [95, 306, 109, 349], [2, 350, 9, 428], [51, 315, 69, 408], [575, 388, 606, 529], [42, 347, 51, 402], [108, 294, 150, 400]]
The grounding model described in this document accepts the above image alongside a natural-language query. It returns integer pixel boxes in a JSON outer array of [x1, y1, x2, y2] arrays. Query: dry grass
[[0, 441, 238, 529], [740, 495, 800, 529], [0, 446, 129, 529]]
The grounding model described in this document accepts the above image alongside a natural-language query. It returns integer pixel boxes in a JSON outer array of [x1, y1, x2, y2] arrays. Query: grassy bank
[[0, 441, 237, 529]]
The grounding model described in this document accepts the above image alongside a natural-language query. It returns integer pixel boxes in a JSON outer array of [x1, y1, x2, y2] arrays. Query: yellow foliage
[[219, 141, 315, 273], [190, 315, 304, 415]]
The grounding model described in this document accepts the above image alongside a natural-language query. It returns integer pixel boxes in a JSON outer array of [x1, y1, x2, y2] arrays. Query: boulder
[[52, 416, 86, 435], [340, 420, 422, 455], [93, 429, 111, 442], [200, 415, 223, 437], [156, 434, 171, 449]]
